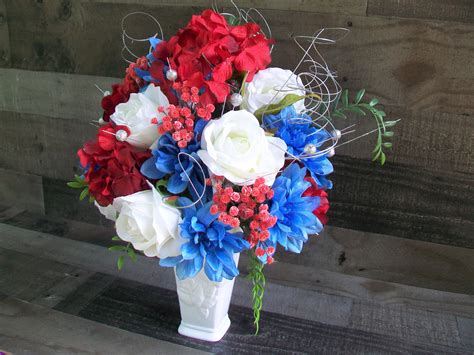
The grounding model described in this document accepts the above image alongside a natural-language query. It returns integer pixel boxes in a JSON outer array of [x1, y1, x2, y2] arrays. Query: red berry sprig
[[155, 104, 195, 148], [209, 176, 277, 262]]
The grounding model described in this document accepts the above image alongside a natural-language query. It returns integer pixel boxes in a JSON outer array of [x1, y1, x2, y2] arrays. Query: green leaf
[[380, 151, 387, 165], [253, 93, 306, 119], [117, 255, 125, 270], [88, 195, 95, 204], [79, 188, 89, 201], [372, 149, 382, 162], [111, 236, 121, 241], [345, 106, 366, 116], [383, 142, 393, 148], [355, 89, 365, 104], [74, 174, 85, 182], [67, 181, 83, 189], [369, 98, 379, 107], [383, 131, 394, 137], [342, 89, 349, 107], [156, 179, 168, 189], [127, 248, 137, 262], [109, 245, 127, 252]]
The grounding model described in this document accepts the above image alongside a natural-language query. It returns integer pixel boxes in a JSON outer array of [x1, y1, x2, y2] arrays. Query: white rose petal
[[113, 187, 185, 259], [94, 201, 117, 221], [242, 67, 306, 114], [197, 110, 287, 186], [110, 84, 169, 149]]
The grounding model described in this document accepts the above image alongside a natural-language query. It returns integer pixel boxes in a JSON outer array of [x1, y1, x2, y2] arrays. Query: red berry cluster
[[173, 82, 216, 120], [209, 176, 277, 262], [155, 104, 195, 148]]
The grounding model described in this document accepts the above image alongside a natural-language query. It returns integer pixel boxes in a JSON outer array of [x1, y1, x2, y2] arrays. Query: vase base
[[178, 315, 231, 342]]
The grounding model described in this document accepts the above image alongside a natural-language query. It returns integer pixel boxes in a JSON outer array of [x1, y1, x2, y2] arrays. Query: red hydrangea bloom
[[101, 56, 149, 122], [302, 176, 329, 225], [152, 9, 272, 106], [77, 123, 151, 206]]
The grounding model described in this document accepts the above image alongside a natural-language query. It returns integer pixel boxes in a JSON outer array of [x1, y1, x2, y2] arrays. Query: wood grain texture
[[329, 155, 474, 248], [0, 0, 10, 66], [349, 301, 463, 349], [0, 297, 205, 355], [4, 1, 474, 116], [0, 248, 92, 306], [64, 277, 471, 353], [368, 0, 474, 24], [0, 69, 116, 120], [3, 218, 474, 313], [84, 0, 368, 15], [0, 169, 44, 214]]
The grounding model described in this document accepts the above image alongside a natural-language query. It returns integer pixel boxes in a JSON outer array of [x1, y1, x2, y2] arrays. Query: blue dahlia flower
[[262, 105, 298, 130], [267, 163, 323, 256], [160, 198, 250, 281], [264, 105, 333, 189], [141, 119, 210, 201]]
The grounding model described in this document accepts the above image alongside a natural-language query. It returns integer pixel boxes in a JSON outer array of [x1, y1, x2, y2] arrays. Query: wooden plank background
[[0, 0, 473, 252]]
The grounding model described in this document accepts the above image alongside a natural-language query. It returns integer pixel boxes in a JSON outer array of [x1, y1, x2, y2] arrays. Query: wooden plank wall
[[0, 0, 473, 248]]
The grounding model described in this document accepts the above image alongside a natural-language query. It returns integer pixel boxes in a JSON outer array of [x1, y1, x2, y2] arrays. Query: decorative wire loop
[[121, 12, 164, 64]]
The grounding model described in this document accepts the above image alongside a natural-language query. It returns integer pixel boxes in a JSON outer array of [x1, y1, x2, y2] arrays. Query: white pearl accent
[[229, 93, 243, 107], [327, 148, 335, 157], [332, 129, 342, 140], [98, 118, 105, 125], [116, 129, 128, 142], [304, 143, 317, 155], [166, 69, 178, 81], [103, 90, 111, 97]]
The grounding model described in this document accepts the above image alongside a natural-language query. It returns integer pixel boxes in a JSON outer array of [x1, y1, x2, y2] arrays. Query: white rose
[[113, 186, 185, 259], [197, 110, 287, 186], [110, 84, 169, 149], [94, 201, 117, 221], [242, 67, 306, 114]]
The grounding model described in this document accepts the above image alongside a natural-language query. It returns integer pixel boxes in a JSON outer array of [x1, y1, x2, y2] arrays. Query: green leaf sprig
[[332, 89, 399, 165], [248, 253, 266, 335], [67, 174, 94, 203], [109, 236, 137, 270]]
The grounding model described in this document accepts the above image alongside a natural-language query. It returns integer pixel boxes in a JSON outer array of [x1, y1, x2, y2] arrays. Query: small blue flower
[[141, 119, 210, 201], [160, 198, 250, 281], [264, 105, 333, 189], [265, 163, 323, 259]]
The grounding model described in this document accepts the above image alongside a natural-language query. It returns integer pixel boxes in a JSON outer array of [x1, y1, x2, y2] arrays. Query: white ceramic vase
[[175, 253, 239, 342]]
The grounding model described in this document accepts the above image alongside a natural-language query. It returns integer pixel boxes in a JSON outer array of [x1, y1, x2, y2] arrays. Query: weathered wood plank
[[68, 277, 470, 353], [242, 261, 474, 318], [2, 221, 474, 316], [0, 248, 92, 305], [0, 0, 11, 66], [0, 168, 44, 214], [457, 316, 474, 350], [349, 301, 463, 349], [2, 68, 472, 175], [368, 0, 474, 24], [0, 297, 205, 355], [329, 155, 474, 248], [0, 111, 95, 180], [4, 1, 474, 116], [0, 224, 354, 326], [277, 225, 474, 294], [85, 0, 368, 15], [0, 68, 116, 120]]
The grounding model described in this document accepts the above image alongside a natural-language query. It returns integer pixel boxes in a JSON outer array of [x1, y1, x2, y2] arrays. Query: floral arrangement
[[70, 6, 397, 334]]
